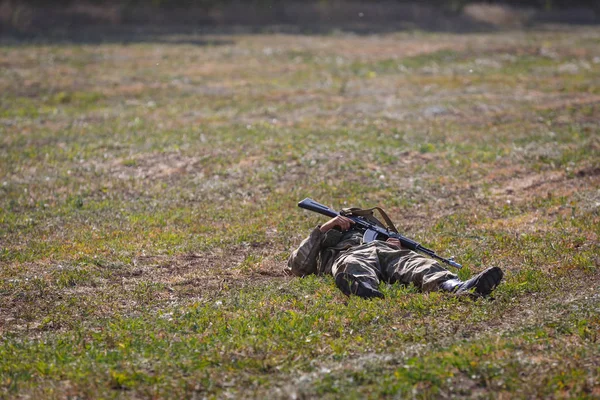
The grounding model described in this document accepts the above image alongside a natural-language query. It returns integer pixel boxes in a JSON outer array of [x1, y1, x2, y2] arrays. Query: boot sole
[[454, 266, 503, 297], [473, 266, 503, 296]]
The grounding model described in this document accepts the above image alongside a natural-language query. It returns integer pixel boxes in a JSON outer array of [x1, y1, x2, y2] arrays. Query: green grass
[[1, 26, 599, 398]]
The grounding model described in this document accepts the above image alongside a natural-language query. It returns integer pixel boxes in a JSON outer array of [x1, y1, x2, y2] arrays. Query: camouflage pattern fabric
[[287, 227, 457, 292]]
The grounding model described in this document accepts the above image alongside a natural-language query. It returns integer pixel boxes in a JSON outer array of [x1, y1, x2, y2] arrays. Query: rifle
[[298, 198, 462, 269]]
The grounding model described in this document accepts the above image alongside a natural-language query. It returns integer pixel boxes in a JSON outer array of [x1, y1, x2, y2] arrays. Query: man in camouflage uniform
[[288, 215, 503, 299]]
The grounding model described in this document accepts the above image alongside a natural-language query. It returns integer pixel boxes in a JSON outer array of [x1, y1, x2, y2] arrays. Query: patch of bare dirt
[[491, 170, 565, 197], [0, 242, 290, 336], [533, 95, 600, 112], [93, 152, 209, 181], [130, 243, 288, 297], [486, 161, 600, 204], [576, 166, 600, 178]]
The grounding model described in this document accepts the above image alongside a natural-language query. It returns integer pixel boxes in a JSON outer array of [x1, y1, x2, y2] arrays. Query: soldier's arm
[[287, 216, 353, 276], [319, 215, 354, 233], [286, 227, 323, 276], [385, 238, 403, 249]]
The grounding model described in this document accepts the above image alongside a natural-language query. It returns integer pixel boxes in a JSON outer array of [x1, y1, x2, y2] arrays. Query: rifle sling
[[340, 206, 398, 233]]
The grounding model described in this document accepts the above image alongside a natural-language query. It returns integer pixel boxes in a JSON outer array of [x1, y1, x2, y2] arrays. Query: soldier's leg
[[386, 250, 503, 296], [439, 267, 503, 296], [332, 243, 384, 299], [386, 250, 457, 292]]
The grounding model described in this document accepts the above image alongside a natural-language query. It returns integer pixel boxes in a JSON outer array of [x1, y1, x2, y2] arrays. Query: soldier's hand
[[320, 216, 355, 233], [386, 238, 402, 249]]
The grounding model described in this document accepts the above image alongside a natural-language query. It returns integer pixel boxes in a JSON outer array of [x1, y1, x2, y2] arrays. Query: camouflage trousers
[[331, 241, 457, 292]]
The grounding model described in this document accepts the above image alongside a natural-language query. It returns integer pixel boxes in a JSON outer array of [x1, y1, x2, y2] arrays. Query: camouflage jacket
[[287, 226, 363, 276]]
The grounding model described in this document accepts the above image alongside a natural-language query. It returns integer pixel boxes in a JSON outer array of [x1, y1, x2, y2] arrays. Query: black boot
[[440, 266, 503, 296], [335, 273, 384, 299]]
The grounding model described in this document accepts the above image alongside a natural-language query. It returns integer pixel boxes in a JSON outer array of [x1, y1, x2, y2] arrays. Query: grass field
[[1, 25, 599, 398]]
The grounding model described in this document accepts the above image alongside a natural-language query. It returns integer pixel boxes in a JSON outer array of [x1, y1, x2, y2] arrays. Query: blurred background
[[2, 0, 599, 39]]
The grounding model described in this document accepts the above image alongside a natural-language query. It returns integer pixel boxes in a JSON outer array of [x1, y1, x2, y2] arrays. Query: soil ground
[[1, 23, 599, 398]]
